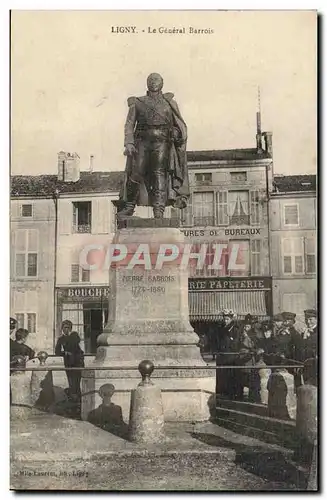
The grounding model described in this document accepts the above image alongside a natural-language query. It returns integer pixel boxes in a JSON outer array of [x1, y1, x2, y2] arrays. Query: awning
[[189, 291, 267, 321]]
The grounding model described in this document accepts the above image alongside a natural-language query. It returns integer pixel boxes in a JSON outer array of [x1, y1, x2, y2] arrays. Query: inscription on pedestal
[[115, 268, 181, 322]]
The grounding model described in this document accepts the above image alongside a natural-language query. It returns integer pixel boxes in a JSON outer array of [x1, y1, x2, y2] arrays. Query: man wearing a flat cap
[[303, 309, 317, 360]]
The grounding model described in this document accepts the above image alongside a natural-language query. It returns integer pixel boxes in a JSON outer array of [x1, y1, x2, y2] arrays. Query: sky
[[11, 10, 317, 176]]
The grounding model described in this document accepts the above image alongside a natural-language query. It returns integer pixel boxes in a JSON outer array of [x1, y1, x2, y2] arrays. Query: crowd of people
[[200, 308, 318, 401], [10, 307, 317, 407]]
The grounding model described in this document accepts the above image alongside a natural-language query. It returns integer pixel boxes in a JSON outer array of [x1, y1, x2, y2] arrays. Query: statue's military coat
[[119, 92, 190, 208]]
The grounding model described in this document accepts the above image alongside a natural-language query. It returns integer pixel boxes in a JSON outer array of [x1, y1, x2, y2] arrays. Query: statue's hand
[[124, 144, 137, 157]]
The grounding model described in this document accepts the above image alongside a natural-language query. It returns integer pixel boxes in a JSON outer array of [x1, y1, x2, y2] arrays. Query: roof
[[11, 171, 124, 197], [187, 148, 271, 162], [272, 174, 316, 193]]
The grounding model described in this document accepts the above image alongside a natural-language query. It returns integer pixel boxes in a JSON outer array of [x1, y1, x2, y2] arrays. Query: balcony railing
[[73, 224, 91, 234]]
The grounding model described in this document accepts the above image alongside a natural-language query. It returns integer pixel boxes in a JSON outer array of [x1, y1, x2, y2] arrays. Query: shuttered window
[[15, 229, 38, 278], [251, 239, 261, 275], [250, 190, 260, 225]]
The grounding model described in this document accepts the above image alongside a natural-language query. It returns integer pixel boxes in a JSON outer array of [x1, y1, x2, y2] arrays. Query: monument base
[[81, 225, 215, 423]]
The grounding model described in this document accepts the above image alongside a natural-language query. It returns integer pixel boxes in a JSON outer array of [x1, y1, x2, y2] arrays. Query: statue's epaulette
[[127, 96, 136, 106], [163, 92, 174, 101]]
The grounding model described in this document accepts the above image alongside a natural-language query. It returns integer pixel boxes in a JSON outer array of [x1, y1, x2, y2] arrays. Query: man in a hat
[[216, 310, 240, 399], [10, 317, 17, 339], [272, 313, 284, 337], [281, 312, 304, 362], [303, 309, 317, 360], [236, 314, 261, 401]]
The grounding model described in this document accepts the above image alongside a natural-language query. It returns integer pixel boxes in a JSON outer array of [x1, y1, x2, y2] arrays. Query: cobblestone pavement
[[10, 411, 306, 491]]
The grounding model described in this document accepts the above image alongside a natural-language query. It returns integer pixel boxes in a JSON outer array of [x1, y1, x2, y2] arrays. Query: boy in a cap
[[10, 328, 35, 364], [55, 320, 84, 403]]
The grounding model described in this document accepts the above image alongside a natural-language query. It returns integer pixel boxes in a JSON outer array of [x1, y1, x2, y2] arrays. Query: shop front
[[56, 286, 110, 354], [188, 276, 273, 349]]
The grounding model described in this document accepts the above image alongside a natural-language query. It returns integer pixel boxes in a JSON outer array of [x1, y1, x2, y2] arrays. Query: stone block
[[129, 363, 165, 444], [10, 370, 33, 420], [267, 369, 296, 420], [296, 383, 317, 444]]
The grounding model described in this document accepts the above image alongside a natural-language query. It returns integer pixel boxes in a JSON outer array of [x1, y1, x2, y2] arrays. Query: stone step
[[216, 397, 269, 417], [214, 417, 296, 450], [214, 407, 296, 446]]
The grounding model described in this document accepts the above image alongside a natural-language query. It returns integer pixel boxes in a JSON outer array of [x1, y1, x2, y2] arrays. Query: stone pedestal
[[82, 225, 214, 422], [10, 370, 33, 420]]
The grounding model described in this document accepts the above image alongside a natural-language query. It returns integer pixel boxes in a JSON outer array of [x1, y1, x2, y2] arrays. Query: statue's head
[[147, 73, 163, 92]]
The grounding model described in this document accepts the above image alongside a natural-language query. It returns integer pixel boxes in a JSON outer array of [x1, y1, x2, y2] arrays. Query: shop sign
[[180, 227, 261, 238], [188, 276, 272, 291], [59, 287, 110, 299]]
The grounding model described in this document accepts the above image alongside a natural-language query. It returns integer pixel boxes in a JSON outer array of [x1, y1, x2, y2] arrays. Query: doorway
[[83, 302, 108, 353]]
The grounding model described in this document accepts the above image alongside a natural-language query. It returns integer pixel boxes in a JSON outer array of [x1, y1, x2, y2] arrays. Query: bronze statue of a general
[[117, 73, 190, 220]]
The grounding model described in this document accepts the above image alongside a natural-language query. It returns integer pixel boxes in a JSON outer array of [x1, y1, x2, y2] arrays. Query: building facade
[[11, 134, 316, 353], [169, 136, 274, 338], [10, 183, 56, 352], [270, 174, 317, 326]]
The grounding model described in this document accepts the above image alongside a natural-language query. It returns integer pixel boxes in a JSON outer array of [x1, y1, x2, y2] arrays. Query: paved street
[[10, 410, 307, 491]]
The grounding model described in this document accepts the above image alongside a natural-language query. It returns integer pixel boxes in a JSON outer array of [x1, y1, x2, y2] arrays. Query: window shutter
[[59, 200, 72, 235], [92, 198, 110, 235], [216, 191, 228, 225], [181, 193, 192, 225], [15, 229, 27, 252], [250, 190, 260, 225], [71, 264, 80, 283], [15, 230, 27, 277], [27, 229, 38, 252]]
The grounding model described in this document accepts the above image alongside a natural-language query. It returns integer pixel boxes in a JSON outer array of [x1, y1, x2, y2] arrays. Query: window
[[217, 191, 228, 225], [15, 313, 36, 333], [71, 264, 90, 283], [230, 172, 247, 182], [73, 201, 92, 233], [195, 173, 212, 184], [282, 238, 304, 275], [229, 191, 249, 226], [251, 240, 261, 275], [21, 204, 33, 217], [305, 237, 316, 274], [250, 191, 261, 225], [193, 192, 214, 226], [191, 240, 250, 277], [284, 204, 299, 226], [15, 229, 38, 278]]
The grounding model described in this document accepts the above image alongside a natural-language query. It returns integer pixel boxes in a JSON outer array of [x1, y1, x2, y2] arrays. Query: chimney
[[256, 111, 263, 152], [89, 155, 94, 172], [263, 132, 273, 157], [57, 151, 80, 182], [256, 86, 263, 152]]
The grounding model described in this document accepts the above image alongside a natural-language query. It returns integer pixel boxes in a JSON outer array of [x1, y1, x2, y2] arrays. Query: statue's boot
[[117, 179, 139, 219]]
